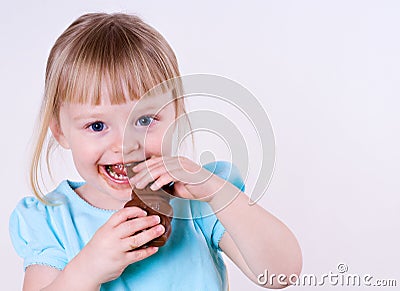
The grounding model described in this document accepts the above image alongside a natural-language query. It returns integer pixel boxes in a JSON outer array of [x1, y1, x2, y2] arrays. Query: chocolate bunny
[[124, 161, 174, 248]]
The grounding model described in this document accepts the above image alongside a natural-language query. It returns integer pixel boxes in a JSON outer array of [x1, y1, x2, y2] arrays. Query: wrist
[[41, 259, 101, 291], [207, 176, 242, 211], [61, 251, 102, 290]]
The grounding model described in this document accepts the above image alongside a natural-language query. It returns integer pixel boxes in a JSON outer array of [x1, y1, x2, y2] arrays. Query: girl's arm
[[23, 264, 99, 291], [209, 177, 303, 289], [23, 265, 61, 291], [130, 157, 302, 289]]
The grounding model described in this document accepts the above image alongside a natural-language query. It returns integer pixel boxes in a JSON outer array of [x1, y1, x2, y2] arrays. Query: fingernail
[[142, 210, 148, 216], [153, 215, 161, 223]]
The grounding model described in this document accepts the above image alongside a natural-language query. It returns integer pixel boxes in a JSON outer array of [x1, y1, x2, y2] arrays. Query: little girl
[[9, 13, 302, 290]]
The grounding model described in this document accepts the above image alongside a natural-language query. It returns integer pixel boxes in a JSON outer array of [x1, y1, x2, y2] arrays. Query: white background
[[1, 1, 399, 290]]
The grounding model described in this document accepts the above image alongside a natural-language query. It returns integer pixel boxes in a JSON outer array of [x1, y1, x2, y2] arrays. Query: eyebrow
[[135, 102, 161, 112], [72, 103, 164, 121], [73, 112, 105, 121]]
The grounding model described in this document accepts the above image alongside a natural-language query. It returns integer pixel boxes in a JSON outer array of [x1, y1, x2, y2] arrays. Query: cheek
[[143, 134, 163, 155], [69, 138, 101, 166], [144, 127, 174, 156]]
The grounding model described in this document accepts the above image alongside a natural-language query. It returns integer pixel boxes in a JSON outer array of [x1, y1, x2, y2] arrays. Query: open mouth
[[103, 164, 129, 183]]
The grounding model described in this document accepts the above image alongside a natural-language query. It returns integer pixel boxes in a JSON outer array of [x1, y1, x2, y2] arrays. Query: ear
[[50, 118, 70, 149]]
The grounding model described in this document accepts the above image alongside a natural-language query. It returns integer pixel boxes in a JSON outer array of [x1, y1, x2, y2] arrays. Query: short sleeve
[[193, 161, 245, 251], [9, 197, 68, 271], [203, 161, 246, 192]]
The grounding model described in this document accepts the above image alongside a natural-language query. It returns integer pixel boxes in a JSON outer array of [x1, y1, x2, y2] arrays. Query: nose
[[122, 130, 141, 157], [110, 129, 129, 154], [110, 138, 123, 154], [123, 139, 140, 154], [111, 136, 140, 156]]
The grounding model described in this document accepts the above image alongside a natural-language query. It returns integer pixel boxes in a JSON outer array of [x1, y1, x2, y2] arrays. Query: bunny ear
[[124, 163, 137, 179], [124, 159, 146, 179], [124, 156, 154, 178]]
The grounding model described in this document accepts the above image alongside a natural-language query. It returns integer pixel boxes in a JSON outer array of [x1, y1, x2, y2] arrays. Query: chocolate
[[123, 161, 174, 248]]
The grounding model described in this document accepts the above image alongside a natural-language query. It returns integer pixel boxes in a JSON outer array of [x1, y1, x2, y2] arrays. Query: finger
[[131, 156, 162, 172], [150, 163, 205, 187], [131, 157, 199, 188], [124, 224, 165, 251], [149, 173, 176, 191], [125, 246, 159, 264], [155, 157, 202, 178], [139, 162, 201, 190], [174, 182, 196, 199], [131, 156, 172, 173], [129, 161, 162, 186], [131, 156, 189, 184], [174, 157, 203, 174], [116, 215, 161, 239], [108, 207, 148, 228], [134, 156, 196, 174], [132, 163, 171, 189]]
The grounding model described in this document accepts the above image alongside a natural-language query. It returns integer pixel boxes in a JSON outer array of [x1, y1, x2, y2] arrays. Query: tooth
[[104, 165, 128, 180]]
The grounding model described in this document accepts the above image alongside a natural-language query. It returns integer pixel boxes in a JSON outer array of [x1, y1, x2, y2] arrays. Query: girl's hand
[[76, 206, 165, 286], [130, 156, 226, 202]]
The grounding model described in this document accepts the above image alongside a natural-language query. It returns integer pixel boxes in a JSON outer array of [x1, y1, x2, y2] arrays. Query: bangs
[[32, 13, 188, 203], [49, 13, 179, 106]]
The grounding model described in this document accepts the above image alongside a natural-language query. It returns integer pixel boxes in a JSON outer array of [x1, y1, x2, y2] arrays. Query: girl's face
[[52, 91, 176, 209]]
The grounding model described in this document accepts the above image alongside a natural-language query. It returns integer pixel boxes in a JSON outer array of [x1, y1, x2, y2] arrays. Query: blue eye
[[136, 115, 155, 127], [90, 122, 105, 132]]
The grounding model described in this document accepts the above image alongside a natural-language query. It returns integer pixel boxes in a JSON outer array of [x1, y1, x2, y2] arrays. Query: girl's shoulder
[[9, 180, 78, 270], [202, 160, 245, 191], [11, 180, 83, 216], [9, 180, 109, 271], [9, 180, 92, 242], [188, 161, 246, 251]]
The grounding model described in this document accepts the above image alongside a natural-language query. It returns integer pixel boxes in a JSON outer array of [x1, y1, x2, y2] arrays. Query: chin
[[98, 174, 133, 200], [108, 184, 133, 199]]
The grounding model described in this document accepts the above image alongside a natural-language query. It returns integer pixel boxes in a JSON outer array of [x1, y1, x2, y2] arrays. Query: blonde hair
[[31, 13, 190, 202]]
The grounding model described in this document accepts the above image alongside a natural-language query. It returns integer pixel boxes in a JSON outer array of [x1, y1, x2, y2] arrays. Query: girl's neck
[[74, 183, 130, 210]]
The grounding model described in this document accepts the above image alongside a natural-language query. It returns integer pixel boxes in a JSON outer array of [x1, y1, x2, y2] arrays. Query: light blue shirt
[[9, 161, 245, 291]]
